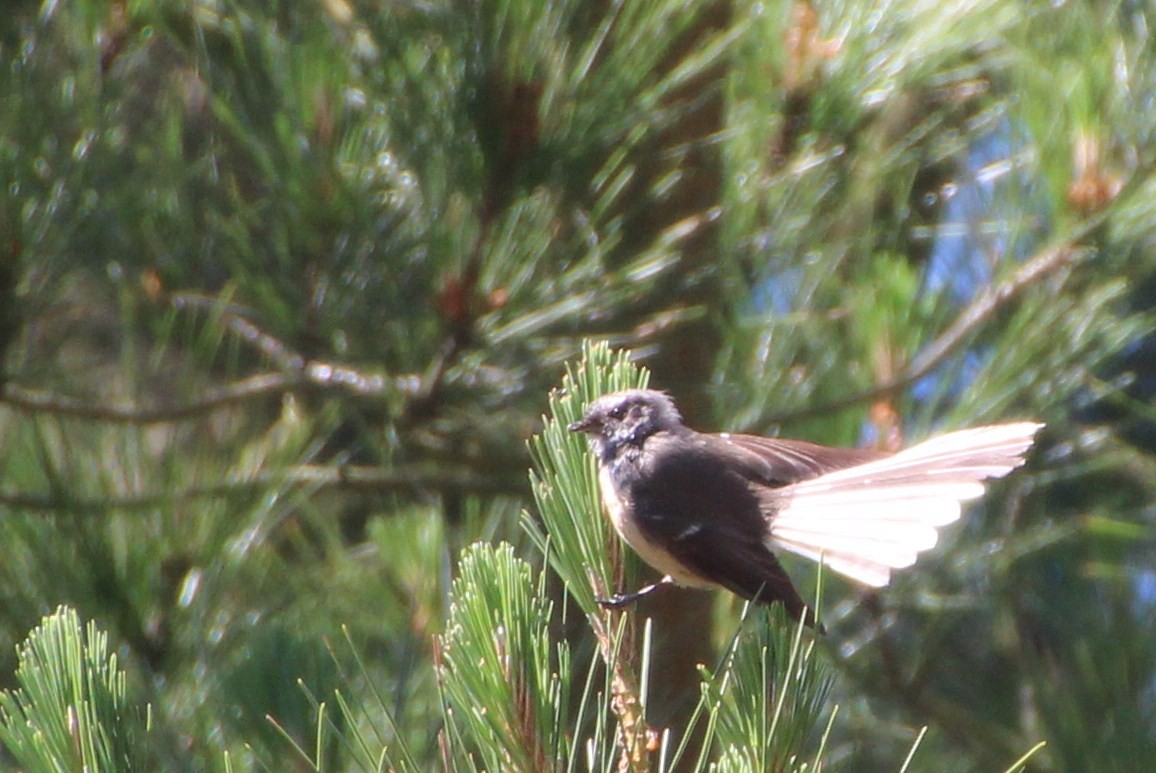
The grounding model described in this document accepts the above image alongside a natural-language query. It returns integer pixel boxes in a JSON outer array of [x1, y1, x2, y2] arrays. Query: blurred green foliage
[[1, 0, 1155, 769]]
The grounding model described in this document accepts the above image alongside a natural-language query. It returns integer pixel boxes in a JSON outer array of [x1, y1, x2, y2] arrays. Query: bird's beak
[[568, 416, 597, 433]]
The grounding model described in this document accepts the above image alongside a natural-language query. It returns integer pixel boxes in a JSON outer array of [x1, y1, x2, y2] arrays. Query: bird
[[568, 389, 1042, 623]]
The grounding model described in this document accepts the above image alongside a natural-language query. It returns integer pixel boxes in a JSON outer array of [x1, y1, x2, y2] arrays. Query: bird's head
[[568, 389, 685, 460]]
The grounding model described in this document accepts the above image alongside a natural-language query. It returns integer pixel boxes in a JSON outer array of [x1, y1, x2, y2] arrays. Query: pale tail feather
[[767, 422, 1042, 587]]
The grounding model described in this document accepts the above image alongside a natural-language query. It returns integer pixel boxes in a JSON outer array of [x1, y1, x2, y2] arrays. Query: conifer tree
[[1, 0, 1154, 769]]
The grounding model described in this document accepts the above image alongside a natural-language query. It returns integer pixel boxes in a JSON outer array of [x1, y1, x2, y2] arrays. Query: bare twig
[[0, 366, 421, 424], [220, 309, 307, 371], [170, 291, 306, 370], [1, 374, 300, 422], [767, 158, 1156, 426], [0, 464, 524, 514], [765, 238, 1090, 425], [583, 546, 654, 773], [0, 264, 479, 424], [586, 603, 652, 773], [1, 292, 423, 423], [173, 291, 422, 398]]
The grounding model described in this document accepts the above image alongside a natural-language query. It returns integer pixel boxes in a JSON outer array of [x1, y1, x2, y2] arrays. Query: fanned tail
[[767, 422, 1043, 587]]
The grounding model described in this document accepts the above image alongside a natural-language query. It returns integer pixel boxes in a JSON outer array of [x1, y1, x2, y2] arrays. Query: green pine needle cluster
[[438, 542, 569, 772], [0, 607, 148, 772]]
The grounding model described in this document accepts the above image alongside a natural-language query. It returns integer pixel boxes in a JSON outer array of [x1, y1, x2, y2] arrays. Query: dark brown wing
[[625, 432, 811, 619], [703, 432, 889, 487], [661, 520, 810, 620]]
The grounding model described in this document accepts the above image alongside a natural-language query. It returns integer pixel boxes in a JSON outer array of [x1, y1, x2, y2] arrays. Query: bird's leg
[[596, 576, 675, 608]]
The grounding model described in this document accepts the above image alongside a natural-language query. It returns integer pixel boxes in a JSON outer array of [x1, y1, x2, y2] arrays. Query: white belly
[[598, 466, 717, 589]]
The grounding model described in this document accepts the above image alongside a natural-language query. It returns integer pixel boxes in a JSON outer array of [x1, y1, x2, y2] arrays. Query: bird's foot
[[595, 577, 673, 609], [595, 591, 646, 608]]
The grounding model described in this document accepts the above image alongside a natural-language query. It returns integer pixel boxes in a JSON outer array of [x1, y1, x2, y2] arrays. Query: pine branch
[[764, 230, 1089, 425], [691, 605, 833, 773], [0, 607, 150, 771], [760, 160, 1156, 427], [0, 275, 531, 424], [526, 341, 656, 772], [436, 543, 569, 773], [2, 375, 306, 423], [0, 464, 523, 514]]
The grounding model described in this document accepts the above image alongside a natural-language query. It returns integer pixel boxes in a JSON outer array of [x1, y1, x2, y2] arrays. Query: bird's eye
[[609, 404, 627, 420]]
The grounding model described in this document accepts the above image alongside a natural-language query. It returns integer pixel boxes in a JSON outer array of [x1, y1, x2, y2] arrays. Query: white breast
[[598, 466, 717, 589]]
